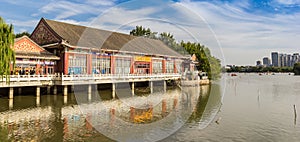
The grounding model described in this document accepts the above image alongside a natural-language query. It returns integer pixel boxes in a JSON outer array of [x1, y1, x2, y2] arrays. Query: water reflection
[[187, 83, 222, 129], [0, 83, 223, 141]]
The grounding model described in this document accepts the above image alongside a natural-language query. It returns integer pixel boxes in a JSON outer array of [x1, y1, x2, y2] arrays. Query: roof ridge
[[34, 18, 184, 58]]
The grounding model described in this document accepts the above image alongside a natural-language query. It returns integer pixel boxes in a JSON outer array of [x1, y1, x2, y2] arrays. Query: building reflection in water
[[188, 84, 222, 129], [0, 83, 222, 141]]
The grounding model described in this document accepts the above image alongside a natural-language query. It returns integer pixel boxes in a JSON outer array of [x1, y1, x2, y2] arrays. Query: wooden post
[[149, 58, 153, 74], [87, 54, 92, 74], [64, 51, 69, 75], [18, 88, 22, 95], [36, 86, 40, 97], [36, 96, 40, 107], [162, 60, 166, 73], [88, 84, 92, 101], [150, 81, 153, 94], [131, 82, 135, 96], [64, 95, 68, 104], [64, 85, 68, 96], [164, 80, 167, 92], [53, 86, 57, 95], [111, 56, 115, 74], [47, 86, 51, 94], [9, 99, 13, 109], [9, 87, 13, 99], [71, 85, 75, 93], [112, 83, 116, 99]]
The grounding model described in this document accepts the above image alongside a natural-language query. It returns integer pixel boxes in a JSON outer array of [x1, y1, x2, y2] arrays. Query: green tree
[[130, 26, 222, 80], [15, 31, 30, 38], [0, 17, 15, 83], [130, 26, 152, 37], [293, 63, 300, 75]]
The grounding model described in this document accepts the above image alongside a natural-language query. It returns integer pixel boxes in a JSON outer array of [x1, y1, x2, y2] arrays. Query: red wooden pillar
[[162, 59, 166, 73], [36, 64, 40, 75], [45, 65, 48, 75], [174, 60, 177, 73], [87, 54, 92, 74], [111, 56, 115, 74], [130, 57, 135, 74], [64, 52, 69, 75], [149, 58, 153, 74]]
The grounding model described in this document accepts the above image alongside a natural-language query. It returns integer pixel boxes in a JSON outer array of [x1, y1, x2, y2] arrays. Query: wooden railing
[[0, 73, 182, 83]]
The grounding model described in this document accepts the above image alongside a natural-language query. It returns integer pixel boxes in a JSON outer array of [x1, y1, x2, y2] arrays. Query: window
[[152, 60, 162, 74], [166, 61, 174, 73], [92, 56, 111, 74], [68, 55, 87, 74], [134, 62, 150, 74], [115, 57, 131, 74], [176, 61, 182, 73]]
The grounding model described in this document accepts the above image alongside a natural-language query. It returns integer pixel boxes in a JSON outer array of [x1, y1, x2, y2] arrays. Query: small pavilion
[[13, 36, 60, 75]]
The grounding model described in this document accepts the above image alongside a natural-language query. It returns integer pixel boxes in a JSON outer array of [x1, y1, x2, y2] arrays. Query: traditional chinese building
[[29, 18, 189, 75], [13, 36, 60, 75]]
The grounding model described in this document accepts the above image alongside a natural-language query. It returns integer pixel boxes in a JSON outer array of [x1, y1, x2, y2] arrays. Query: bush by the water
[[293, 63, 300, 75]]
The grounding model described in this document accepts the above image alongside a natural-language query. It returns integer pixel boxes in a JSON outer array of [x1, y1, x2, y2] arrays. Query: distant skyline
[[258, 51, 299, 61], [1, 0, 300, 65]]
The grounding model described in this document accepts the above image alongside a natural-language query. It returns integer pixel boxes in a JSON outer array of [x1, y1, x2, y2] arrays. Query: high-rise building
[[279, 53, 284, 67], [256, 60, 262, 66], [287, 54, 292, 67], [283, 54, 288, 67], [263, 57, 271, 67], [292, 53, 299, 66], [271, 52, 279, 67]]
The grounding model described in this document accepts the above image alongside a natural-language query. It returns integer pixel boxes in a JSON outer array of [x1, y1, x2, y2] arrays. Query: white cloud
[[7, 0, 299, 65], [275, 0, 300, 5], [86, 0, 116, 6], [39, 0, 116, 19], [178, 0, 300, 65]]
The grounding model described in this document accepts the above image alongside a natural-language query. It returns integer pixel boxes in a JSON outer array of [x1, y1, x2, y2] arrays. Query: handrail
[[0, 73, 182, 83]]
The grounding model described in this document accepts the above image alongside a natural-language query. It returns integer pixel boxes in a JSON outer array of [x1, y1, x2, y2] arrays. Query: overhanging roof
[[31, 18, 185, 58]]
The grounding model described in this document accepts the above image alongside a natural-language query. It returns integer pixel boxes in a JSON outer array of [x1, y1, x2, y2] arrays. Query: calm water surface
[[1, 73, 300, 141]]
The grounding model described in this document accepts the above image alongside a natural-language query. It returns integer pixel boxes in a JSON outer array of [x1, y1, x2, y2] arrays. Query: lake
[[1, 73, 300, 141]]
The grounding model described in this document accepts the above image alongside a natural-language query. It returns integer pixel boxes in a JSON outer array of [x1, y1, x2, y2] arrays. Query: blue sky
[[1, 0, 300, 65]]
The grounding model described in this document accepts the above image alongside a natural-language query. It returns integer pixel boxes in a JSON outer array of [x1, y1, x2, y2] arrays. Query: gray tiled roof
[[44, 19, 184, 58]]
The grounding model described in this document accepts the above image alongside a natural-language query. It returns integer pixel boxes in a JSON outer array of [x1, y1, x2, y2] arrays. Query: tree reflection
[[188, 83, 222, 128]]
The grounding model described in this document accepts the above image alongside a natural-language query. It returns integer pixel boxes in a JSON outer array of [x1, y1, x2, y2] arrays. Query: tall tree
[[130, 26, 221, 80], [130, 26, 151, 37], [0, 17, 15, 83]]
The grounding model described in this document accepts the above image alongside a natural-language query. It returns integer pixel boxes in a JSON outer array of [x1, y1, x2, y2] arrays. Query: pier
[[0, 73, 180, 99]]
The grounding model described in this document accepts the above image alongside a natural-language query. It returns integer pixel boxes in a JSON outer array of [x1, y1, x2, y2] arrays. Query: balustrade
[[0, 73, 182, 87]]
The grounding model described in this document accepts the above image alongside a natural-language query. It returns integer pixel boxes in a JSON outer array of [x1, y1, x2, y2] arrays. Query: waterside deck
[[0, 73, 181, 87], [0, 73, 182, 100]]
